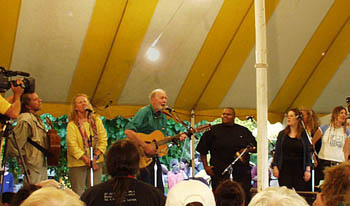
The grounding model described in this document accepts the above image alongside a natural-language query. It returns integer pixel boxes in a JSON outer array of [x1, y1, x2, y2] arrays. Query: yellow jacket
[[66, 117, 107, 167]]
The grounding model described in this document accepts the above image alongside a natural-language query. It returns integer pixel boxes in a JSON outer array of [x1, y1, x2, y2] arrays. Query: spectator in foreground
[[248, 186, 308, 206], [21, 187, 84, 206], [166, 179, 215, 206], [81, 139, 165, 206], [215, 179, 245, 206], [313, 161, 350, 206]]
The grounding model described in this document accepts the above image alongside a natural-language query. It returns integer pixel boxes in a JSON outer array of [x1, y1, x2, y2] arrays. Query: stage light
[[146, 47, 160, 61]]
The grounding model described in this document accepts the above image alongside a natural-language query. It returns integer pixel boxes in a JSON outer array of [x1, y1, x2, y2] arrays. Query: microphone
[[296, 113, 303, 121], [104, 100, 113, 109], [165, 106, 175, 113], [84, 108, 93, 114]]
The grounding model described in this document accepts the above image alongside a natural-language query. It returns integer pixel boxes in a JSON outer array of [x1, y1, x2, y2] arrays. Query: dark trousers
[[315, 159, 340, 186], [278, 161, 308, 191], [139, 157, 164, 193]]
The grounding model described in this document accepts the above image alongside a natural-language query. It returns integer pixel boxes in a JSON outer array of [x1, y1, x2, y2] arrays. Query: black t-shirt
[[196, 123, 257, 175], [282, 136, 303, 165], [80, 178, 165, 206]]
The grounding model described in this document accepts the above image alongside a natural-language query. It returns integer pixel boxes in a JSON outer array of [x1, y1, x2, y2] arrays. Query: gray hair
[[248, 187, 308, 206], [21, 187, 84, 206], [149, 88, 166, 102]]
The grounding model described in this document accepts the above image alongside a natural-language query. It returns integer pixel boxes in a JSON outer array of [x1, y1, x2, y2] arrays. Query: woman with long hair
[[66, 94, 107, 195], [272, 108, 312, 191], [312, 106, 350, 186], [81, 139, 165, 206], [299, 108, 320, 191], [299, 108, 320, 138]]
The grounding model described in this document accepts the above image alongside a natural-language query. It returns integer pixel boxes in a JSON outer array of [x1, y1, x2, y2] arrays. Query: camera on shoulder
[[0, 66, 35, 93]]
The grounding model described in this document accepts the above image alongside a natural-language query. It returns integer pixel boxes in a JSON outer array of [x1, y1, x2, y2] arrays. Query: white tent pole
[[254, 0, 269, 191], [190, 109, 195, 177]]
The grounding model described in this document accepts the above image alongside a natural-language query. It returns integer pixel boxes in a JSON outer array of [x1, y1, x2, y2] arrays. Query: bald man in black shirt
[[196, 107, 257, 203]]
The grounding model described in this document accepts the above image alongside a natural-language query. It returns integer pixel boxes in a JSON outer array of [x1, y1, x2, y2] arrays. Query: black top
[[282, 136, 304, 166], [196, 123, 257, 175], [80, 178, 165, 206], [271, 130, 312, 171]]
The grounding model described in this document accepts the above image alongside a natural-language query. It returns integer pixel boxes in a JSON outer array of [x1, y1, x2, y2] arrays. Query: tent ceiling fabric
[[1, 0, 350, 123]]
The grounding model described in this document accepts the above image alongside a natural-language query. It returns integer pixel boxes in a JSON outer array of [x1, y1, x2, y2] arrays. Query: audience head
[[21, 187, 84, 206], [180, 158, 189, 170], [2, 192, 15, 205], [166, 179, 215, 206], [106, 139, 140, 206], [10, 184, 41, 206], [215, 180, 245, 206], [248, 186, 308, 206], [106, 139, 140, 177], [314, 161, 350, 206], [170, 158, 180, 173]]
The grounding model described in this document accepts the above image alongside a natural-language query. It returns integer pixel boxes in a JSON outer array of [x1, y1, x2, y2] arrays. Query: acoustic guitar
[[130, 124, 211, 168], [45, 117, 61, 166]]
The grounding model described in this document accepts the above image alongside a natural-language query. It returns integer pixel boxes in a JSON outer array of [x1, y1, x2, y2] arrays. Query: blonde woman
[[66, 94, 107, 195], [312, 106, 350, 186], [300, 108, 320, 153]]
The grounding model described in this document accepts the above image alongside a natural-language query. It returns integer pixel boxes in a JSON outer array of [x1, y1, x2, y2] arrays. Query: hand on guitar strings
[[143, 143, 157, 156], [179, 132, 188, 141]]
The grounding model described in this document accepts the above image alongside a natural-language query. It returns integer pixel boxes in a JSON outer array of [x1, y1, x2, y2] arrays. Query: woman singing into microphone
[[272, 108, 312, 191], [312, 106, 350, 186], [66, 94, 107, 195]]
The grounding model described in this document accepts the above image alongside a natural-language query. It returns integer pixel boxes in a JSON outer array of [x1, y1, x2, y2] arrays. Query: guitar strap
[[27, 137, 51, 157]]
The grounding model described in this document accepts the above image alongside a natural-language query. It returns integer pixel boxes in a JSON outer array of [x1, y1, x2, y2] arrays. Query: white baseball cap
[[166, 179, 216, 206]]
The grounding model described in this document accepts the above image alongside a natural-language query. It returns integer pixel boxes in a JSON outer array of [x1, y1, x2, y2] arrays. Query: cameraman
[[0, 80, 24, 119]]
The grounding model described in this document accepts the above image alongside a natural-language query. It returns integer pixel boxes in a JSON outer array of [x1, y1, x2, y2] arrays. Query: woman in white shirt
[[312, 106, 350, 186]]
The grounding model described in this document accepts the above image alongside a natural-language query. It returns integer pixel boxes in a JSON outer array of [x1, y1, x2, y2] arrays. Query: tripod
[[0, 118, 31, 191]]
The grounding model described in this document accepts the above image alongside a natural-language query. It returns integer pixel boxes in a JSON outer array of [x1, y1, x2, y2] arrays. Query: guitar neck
[[45, 117, 54, 129], [157, 134, 180, 146]]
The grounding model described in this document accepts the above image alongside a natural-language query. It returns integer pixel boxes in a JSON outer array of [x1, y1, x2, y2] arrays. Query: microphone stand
[[221, 146, 250, 180], [164, 108, 195, 176], [300, 118, 315, 192], [87, 113, 94, 187]]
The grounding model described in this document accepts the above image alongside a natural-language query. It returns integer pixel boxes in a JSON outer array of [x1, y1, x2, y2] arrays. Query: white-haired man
[[125, 89, 186, 192]]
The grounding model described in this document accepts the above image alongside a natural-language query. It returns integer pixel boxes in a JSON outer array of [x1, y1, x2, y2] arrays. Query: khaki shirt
[[12, 113, 49, 173]]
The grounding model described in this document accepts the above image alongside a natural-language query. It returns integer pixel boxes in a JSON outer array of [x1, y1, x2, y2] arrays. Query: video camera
[[0, 66, 35, 93]]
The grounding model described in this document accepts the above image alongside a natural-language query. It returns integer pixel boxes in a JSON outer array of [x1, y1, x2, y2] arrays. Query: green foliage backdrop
[[7, 114, 258, 185]]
